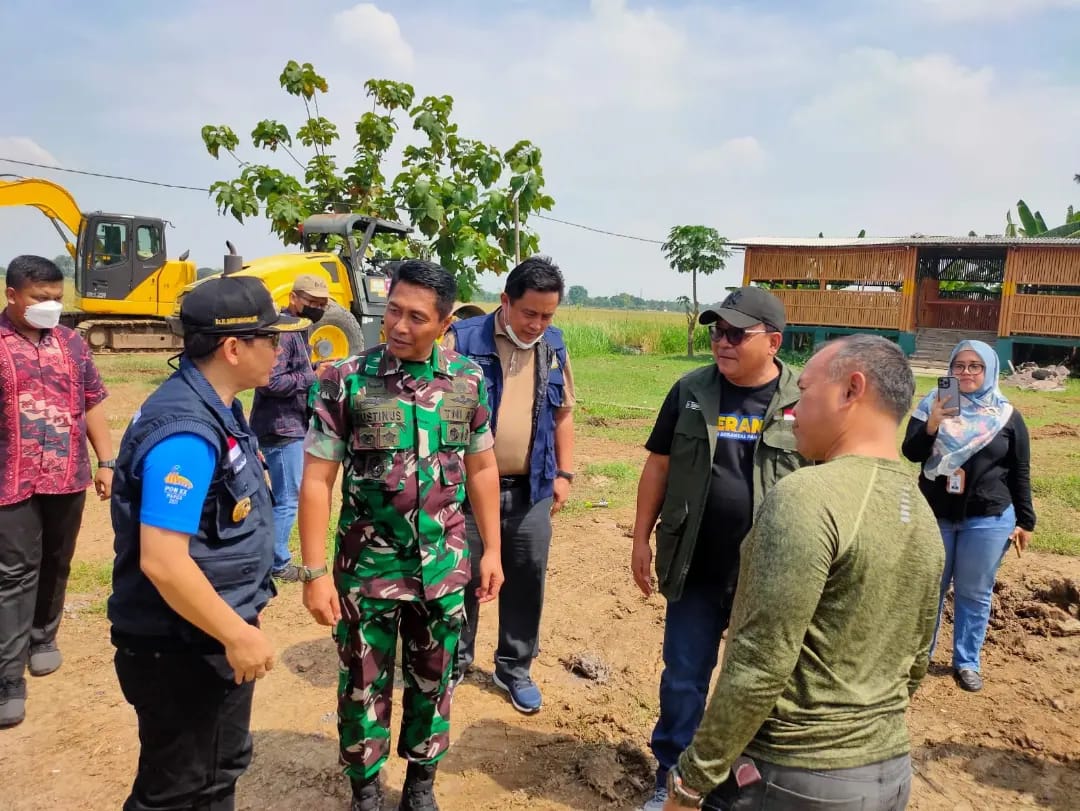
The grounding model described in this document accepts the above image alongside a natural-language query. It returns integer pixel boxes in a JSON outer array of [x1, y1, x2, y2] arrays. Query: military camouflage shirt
[[305, 343, 493, 602]]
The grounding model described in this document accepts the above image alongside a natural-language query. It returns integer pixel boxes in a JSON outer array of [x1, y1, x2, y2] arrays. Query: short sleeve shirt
[[305, 343, 493, 602], [0, 312, 108, 506], [139, 433, 218, 534]]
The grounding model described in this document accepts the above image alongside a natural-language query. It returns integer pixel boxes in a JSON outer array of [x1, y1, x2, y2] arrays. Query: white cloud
[[919, 0, 1080, 21], [333, 4, 413, 70], [3, 3, 1079, 297], [0, 137, 61, 168]]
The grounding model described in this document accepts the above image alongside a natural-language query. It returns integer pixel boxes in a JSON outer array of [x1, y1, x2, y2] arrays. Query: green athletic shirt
[[678, 455, 945, 793]]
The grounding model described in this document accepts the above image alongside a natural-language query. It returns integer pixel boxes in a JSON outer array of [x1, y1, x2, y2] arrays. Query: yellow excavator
[[2, 176, 486, 358], [0, 176, 197, 350]]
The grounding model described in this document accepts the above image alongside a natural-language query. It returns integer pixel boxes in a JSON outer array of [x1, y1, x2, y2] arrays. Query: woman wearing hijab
[[902, 340, 1035, 693]]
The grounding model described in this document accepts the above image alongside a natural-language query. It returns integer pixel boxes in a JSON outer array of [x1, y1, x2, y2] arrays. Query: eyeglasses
[[951, 362, 985, 374], [708, 324, 768, 346], [240, 332, 281, 348]]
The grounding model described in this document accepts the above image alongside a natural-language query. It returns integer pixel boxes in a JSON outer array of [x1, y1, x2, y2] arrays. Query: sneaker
[[640, 787, 668, 811], [29, 641, 62, 677], [0, 677, 27, 728], [492, 672, 542, 714], [954, 667, 983, 692], [272, 564, 301, 583]]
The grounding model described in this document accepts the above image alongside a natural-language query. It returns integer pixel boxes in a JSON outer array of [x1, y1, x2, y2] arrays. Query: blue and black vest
[[108, 357, 275, 646], [449, 311, 568, 504]]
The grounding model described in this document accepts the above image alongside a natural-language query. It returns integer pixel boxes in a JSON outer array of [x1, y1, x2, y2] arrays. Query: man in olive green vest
[[631, 286, 809, 811]]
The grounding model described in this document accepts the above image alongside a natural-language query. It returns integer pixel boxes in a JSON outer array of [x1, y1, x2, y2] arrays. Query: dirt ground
[[3, 425, 1080, 810]]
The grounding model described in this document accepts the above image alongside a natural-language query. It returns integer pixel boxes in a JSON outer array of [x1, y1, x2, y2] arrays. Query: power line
[[0, 157, 212, 193], [0, 156, 676, 246], [533, 213, 664, 244]]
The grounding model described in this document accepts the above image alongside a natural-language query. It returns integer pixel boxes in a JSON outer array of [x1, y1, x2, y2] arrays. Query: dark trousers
[[725, 754, 912, 811], [0, 492, 86, 679], [114, 643, 255, 811], [651, 580, 734, 790], [457, 485, 553, 682]]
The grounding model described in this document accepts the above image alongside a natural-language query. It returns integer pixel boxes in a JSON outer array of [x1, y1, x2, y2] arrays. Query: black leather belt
[[499, 475, 529, 490]]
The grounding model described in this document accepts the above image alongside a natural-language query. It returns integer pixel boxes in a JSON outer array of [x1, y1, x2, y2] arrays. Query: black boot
[[350, 773, 385, 811], [399, 762, 439, 811]]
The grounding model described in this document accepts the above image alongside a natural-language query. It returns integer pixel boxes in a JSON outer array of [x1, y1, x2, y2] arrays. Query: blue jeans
[[933, 505, 1015, 672], [261, 439, 304, 572], [651, 580, 733, 790]]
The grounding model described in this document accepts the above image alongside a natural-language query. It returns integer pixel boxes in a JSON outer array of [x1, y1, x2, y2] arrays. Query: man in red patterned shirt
[[0, 255, 114, 728]]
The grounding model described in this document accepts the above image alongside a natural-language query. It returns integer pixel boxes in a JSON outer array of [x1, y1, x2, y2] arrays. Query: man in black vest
[[108, 276, 308, 811], [631, 287, 808, 811]]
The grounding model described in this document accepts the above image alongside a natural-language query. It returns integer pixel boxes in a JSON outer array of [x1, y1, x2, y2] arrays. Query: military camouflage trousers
[[335, 590, 465, 780]]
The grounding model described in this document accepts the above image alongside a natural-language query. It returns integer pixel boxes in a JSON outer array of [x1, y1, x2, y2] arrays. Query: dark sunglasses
[[708, 324, 769, 346], [239, 332, 281, 348]]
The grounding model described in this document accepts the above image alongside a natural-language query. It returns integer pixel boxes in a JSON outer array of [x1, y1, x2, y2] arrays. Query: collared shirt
[[250, 315, 315, 442], [0, 310, 108, 506], [443, 308, 575, 475], [305, 343, 493, 602]]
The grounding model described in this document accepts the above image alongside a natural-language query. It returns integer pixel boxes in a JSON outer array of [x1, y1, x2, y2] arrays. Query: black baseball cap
[[699, 286, 786, 331], [169, 276, 310, 336]]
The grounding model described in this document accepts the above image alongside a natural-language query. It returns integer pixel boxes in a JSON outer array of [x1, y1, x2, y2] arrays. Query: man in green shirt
[[663, 335, 944, 811]]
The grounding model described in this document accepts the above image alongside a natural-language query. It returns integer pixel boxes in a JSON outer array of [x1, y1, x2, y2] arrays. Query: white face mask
[[24, 300, 64, 330], [504, 318, 542, 350]]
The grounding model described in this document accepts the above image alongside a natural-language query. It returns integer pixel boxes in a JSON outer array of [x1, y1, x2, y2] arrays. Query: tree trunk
[[687, 268, 698, 357]]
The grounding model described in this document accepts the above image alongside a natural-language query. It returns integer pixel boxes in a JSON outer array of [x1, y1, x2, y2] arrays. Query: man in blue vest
[[445, 255, 576, 714], [108, 275, 308, 811]]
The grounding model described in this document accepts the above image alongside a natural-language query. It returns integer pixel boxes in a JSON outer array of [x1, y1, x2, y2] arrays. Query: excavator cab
[[297, 213, 412, 359], [76, 215, 166, 304]]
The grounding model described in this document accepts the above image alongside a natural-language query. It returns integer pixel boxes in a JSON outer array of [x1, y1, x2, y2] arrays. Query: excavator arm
[[0, 177, 84, 258]]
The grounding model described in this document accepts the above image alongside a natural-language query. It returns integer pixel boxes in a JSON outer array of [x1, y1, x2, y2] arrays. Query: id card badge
[[947, 469, 966, 494]]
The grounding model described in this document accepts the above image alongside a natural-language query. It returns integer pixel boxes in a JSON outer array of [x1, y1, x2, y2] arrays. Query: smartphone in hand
[[937, 375, 961, 413]]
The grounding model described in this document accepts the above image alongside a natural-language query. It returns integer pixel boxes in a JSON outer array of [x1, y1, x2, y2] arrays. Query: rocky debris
[[987, 578, 1080, 641], [562, 651, 613, 684], [1003, 362, 1072, 392]]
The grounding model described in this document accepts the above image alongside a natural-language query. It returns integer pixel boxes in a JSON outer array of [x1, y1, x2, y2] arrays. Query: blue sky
[[2, 0, 1078, 300]]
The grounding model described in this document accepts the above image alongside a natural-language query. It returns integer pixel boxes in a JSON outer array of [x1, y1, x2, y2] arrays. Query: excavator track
[[71, 317, 183, 353]]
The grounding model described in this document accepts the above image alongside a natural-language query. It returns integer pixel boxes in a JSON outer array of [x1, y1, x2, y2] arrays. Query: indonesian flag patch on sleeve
[[783, 408, 796, 421]]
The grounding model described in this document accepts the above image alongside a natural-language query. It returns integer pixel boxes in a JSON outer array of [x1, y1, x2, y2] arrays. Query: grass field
[[571, 354, 1080, 555], [78, 316, 1080, 558]]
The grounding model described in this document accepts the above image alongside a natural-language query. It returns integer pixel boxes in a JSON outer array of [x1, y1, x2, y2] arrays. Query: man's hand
[[303, 576, 341, 626], [476, 551, 505, 603], [224, 623, 275, 685], [551, 476, 571, 514], [632, 539, 654, 597], [94, 467, 113, 500]]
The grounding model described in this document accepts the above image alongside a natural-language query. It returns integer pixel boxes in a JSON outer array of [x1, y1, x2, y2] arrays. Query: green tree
[[201, 61, 554, 298], [53, 254, 75, 278], [1005, 199, 1080, 238], [567, 284, 588, 306], [662, 225, 731, 357]]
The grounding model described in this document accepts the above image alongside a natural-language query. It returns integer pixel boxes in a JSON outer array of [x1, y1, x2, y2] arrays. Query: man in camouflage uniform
[[298, 260, 504, 811]]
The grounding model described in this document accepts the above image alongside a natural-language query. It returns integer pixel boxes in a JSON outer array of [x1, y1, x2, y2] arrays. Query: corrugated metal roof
[[733, 236, 1080, 249]]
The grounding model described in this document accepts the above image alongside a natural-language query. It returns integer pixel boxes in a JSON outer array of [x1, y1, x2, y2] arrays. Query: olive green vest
[[654, 360, 807, 601]]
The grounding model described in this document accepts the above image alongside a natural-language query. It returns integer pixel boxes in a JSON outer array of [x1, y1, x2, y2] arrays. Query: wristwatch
[[98, 459, 116, 470], [298, 565, 328, 582], [665, 767, 704, 808], [555, 469, 575, 482]]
